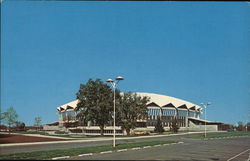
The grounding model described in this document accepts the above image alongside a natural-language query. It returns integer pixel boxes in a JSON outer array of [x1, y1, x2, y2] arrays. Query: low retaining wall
[[43, 125, 60, 131], [188, 121, 218, 131]]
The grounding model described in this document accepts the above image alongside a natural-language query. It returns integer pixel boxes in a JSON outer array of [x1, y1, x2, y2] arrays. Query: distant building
[[56, 92, 219, 135]]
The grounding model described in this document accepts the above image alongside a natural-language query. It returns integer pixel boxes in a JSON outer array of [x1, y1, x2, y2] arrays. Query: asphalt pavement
[[0, 132, 200, 155], [68, 136, 250, 161], [1, 132, 249, 161]]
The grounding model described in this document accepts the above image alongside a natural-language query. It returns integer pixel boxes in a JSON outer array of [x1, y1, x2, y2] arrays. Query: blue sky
[[1, 1, 250, 126]]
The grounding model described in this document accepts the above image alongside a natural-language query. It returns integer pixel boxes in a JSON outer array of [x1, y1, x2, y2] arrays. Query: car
[[227, 129, 235, 132]]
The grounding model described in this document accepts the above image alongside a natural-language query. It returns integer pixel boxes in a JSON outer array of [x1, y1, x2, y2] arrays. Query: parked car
[[227, 129, 235, 132]]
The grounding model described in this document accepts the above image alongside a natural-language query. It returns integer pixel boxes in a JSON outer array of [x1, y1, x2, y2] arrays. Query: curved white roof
[[56, 92, 201, 111], [56, 100, 79, 111], [136, 92, 201, 110]]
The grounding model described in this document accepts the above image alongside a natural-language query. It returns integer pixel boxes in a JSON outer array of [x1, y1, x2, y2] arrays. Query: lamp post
[[107, 76, 124, 147], [200, 102, 212, 138]]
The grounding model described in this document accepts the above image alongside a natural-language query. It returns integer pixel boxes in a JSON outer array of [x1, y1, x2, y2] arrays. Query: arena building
[[56, 92, 219, 135]]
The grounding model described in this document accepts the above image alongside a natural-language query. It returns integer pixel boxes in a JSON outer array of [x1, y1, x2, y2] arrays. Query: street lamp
[[107, 76, 124, 147], [200, 102, 212, 138]]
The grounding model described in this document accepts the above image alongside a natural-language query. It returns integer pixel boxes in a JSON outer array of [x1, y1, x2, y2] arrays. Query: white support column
[[186, 110, 189, 131]]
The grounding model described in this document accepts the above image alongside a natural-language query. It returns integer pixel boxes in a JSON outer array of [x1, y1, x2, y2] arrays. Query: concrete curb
[[100, 151, 112, 154], [117, 149, 128, 152], [203, 135, 249, 140], [52, 156, 70, 160], [64, 141, 184, 160], [78, 153, 93, 157]]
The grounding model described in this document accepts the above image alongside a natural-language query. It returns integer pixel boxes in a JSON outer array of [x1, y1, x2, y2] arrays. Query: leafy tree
[[170, 117, 179, 133], [19, 122, 26, 131], [0, 108, 5, 122], [16, 121, 25, 131], [117, 92, 150, 136], [236, 121, 244, 131], [170, 108, 179, 133], [154, 117, 165, 133], [34, 117, 42, 131], [246, 122, 250, 132], [76, 78, 113, 136], [2, 106, 18, 132]]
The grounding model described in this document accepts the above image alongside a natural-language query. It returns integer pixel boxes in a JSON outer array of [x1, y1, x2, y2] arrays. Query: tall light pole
[[107, 76, 124, 147], [200, 102, 212, 138]]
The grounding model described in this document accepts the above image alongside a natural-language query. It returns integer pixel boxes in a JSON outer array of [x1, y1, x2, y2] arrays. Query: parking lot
[[68, 136, 250, 160]]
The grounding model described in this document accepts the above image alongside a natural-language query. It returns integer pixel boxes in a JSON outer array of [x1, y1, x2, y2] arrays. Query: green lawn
[[11, 131, 126, 138], [11, 131, 49, 135], [0, 140, 178, 160], [190, 131, 250, 139]]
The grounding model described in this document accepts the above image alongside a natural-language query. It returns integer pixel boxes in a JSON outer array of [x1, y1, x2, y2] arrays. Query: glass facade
[[188, 111, 196, 117], [59, 110, 76, 122], [178, 110, 188, 117], [147, 108, 161, 116], [162, 109, 176, 116], [146, 107, 199, 127], [58, 106, 200, 128]]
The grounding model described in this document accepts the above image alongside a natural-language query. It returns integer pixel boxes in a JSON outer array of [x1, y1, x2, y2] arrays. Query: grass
[[11, 131, 49, 135], [9, 131, 122, 139], [54, 131, 69, 135], [190, 131, 250, 139], [0, 140, 178, 160]]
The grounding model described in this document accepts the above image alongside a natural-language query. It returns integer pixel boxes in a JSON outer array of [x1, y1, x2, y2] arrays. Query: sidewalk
[[0, 132, 77, 140], [0, 131, 219, 147]]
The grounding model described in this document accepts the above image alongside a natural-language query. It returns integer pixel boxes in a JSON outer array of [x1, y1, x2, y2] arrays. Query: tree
[[34, 117, 42, 131], [116, 92, 150, 136], [246, 122, 250, 132], [170, 108, 179, 133], [154, 117, 165, 133], [2, 106, 18, 132], [76, 78, 113, 136], [170, 117, 179, 133], [16, 121, 25, 131], [0, 108, 5, 121], [236, 121, 244, 131]]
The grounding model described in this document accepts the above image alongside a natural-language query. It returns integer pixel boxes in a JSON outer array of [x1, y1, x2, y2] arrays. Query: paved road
[[68, 136, 250, 161], [0, 133, 199, 155]]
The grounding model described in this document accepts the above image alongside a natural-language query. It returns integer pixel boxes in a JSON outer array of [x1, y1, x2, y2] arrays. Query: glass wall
[[162, 108, 176, 116], [188, 111, 196, 117], [147, 108, 161, 116], [178, 110, 188, 117], [59, 110, 76, 122]]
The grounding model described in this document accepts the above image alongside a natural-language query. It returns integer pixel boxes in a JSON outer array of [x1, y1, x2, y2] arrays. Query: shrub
[[170, 118, 179, 133], [55, 131, 68, 134], [154, 117, 165, 133]]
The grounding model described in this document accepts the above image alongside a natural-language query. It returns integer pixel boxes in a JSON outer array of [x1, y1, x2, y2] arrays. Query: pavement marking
[[117, 149, 128, 152], [100, 151, 113, 154], [78, 153, 93, 157], [52, 156, 70, 160], [50, 142, 185, 159], [201, 135, 250, 141], [227, 149, 250, 161]]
